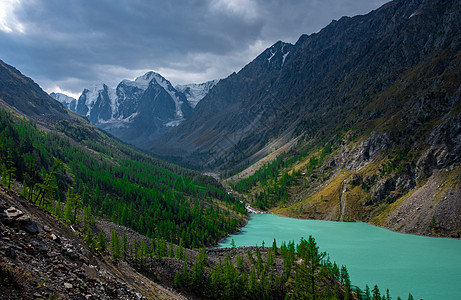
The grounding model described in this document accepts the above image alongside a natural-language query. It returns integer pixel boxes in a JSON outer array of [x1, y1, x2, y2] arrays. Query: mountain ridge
[[53, 72, 219, 149], [152, 0, 461, 172]]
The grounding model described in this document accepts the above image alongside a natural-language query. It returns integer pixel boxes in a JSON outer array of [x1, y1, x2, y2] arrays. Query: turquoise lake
[[218, 214, 461, 300]]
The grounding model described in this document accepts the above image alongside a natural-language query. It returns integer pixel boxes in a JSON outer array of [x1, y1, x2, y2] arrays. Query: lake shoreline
[[217, 213, 461, 300]]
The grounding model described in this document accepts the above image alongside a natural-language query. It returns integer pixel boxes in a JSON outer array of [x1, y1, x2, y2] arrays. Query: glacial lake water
[[218, 214, 461, 300]]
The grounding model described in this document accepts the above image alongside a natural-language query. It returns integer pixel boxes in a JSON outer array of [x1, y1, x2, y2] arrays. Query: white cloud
[[45, 85, 81, 100], [0, 0, 25, 33], [209, 0, 259, 22]]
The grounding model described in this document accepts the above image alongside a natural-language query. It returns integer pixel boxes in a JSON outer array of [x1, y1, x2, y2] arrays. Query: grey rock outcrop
[[417, 112, 461, 180]]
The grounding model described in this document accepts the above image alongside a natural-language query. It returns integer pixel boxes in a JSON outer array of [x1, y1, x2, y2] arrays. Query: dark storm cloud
[[0, 0, 388, 97]]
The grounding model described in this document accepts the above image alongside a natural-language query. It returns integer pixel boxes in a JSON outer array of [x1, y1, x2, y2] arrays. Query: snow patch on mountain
[[176, 79, 219, 108], [267, 49, 277, 63], [84, 84, 105, 111], [50, 92, 77, 111]]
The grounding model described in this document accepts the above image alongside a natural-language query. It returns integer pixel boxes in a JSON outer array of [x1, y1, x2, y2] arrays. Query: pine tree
[[23, 153, 39, 202], [138, 240, 148, 268], [110, 230, 120, 260], [54, 200, 63, 219], [1, 164, 8, 186], [191, 247, 207, 294], [176, 239, 185, 260], [174, 271, 181, 288], [5, 148, 16, 189], [84, 228, 95, 251], [355, 286, 364, 300], [97, 232, 106, 252], [83, 206, 92, 228], [34, 160, 61, 207], [365, 284, 371, 300], [340, 265, 351, 299], [249, 268, 258, 298], [372, 285, 381, 300], [272, 238, 278, 255], [63, 192, 74, 224], [385, 288, 391, 300], [181, 261, 190, 283], [168, 242, 174, 258], [121, 233, 128, 260], [157, 238, 167, 258], [294, 235, 326, 300], [132, 240, 139, 260]]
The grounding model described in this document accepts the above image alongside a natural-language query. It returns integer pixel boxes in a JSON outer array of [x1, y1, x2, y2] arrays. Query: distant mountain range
[[51, 73, 218, 148]]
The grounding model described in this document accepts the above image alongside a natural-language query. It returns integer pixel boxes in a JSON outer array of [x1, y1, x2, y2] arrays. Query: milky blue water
[[218, 214, 461, 300]]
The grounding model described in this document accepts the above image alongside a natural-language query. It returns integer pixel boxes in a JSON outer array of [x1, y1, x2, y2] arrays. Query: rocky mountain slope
[[0, 185, 160, 299], [0, 60, 72, 126]]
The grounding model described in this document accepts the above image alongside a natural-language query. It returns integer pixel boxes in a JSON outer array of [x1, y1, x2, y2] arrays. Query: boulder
[[22, 219, 39, 234]]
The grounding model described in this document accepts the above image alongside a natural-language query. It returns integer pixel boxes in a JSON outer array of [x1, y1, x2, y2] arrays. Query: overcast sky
[[0, 0, 388, 99]]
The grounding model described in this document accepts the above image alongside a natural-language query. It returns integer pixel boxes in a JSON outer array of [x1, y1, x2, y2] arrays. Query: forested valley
[[0, 108, 246, 248]]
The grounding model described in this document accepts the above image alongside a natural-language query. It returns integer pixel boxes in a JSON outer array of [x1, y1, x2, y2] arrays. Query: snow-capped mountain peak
[[50, 92, 77, 111], [132, 71, 159, 89], [176, 79, 219, 108], [66, 71, 218, 149]]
